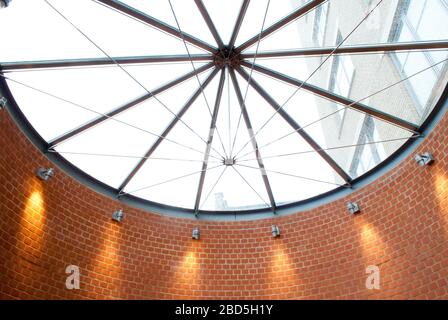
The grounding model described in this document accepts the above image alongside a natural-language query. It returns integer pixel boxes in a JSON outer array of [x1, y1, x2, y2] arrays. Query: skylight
[[1, 0, 447, 214]]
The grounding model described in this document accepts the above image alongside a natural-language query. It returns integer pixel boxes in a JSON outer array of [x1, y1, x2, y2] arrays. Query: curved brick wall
[[0, 108, 447, 300]]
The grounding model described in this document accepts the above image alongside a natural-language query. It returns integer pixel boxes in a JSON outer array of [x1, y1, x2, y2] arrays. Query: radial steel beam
[[236, 66, 352, 184], [236, 0, 326, 52], [241, 41, 448, 59], [96, 0, 217, 53], [49, 62, 215, 148], [194, 0, 224, 49], [228, 68, 276, 210], [118, 68, 220, 193], [194, 69, 226, 213], [0, 54, 214, 72], [229, 0, 250, 49], [240, 61, 419, 132]]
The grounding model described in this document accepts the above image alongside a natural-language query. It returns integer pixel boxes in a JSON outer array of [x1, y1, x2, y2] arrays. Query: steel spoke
[[117, 68, 220, 193], [241, 41, 448, 59], [229, 68, 276, 210], [0, 54, 213, 72], [194, 70, 226, 213], [95, 0, 217, 53], [230, 0, 271, 157], [229, 0, 250, 49], [194, 0, 224, 49]]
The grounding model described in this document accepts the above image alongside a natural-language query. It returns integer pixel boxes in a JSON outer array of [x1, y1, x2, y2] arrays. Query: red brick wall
[[0, 109, 447, 300]]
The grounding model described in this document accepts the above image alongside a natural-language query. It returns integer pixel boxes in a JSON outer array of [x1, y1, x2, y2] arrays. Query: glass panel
[[301, 107, 414, 178], [231, 71, 310, 159], [55, 117, 154, 188], [243, 0, 448, 54], [241, 0, 328, 52], [46, 0, 207, 56], [0, 0, 103, 62], [235, 0, 314, 47], [233, 0, 270, 47], [115, 70, 215, 131], [199, 160, 270, 211], [123, 70, 224, 201], [168, 0, 217, 46], [127, 163, 219, 209], [203, 0, 243, 45], [122, 0, 218, 47], [262, 152, 344, 205], [5, 77, 113, 141], [169, 71, 227, 160], [122, 62, 208, 95]]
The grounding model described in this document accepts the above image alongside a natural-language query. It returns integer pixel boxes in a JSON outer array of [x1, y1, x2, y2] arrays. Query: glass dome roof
[[1, 0, 447, 214]]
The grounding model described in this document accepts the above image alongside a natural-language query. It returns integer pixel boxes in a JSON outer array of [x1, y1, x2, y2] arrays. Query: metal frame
[[241, 41, 448, 59], [1, 0, 448, 220], [0, 54, 213, 72], [194, 0, 224, 50], [229, 0, 250, 50]]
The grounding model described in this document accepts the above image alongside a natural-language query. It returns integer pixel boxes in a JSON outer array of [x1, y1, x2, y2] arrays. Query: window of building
[[391, 0, 448, 114], [312, 2, 330, 46], [328, 32, 355, 125], [350, 116, 386, 178]]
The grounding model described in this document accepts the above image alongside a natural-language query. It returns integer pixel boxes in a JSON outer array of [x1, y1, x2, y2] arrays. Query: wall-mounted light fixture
[[192, 226, 200, 240], [112, 209, 124, 222], [36, 167, 54, 181], [0, 97, 7, 110], [271, 225, 280, 238], [347, 201, 361, 215], [414, 152, 434, 166], [0, 0, 12, 9]]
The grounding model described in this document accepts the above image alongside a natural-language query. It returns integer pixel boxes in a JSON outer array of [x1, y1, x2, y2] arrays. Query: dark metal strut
[[194, 69, 226, 213], [240, 61, 419, 132], [228, 67, 277, 211]]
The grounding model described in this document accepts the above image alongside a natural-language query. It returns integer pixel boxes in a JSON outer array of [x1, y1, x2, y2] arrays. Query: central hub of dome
[[214, 46, 241, 68], [223, 158, 236, 166]]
